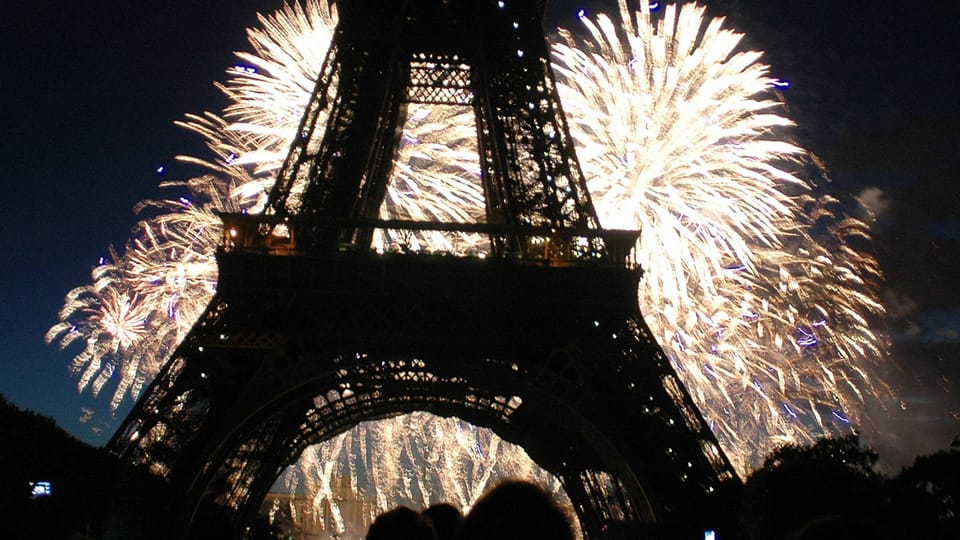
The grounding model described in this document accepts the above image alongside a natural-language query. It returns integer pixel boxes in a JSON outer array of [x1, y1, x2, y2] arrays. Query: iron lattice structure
[[109, 1, 738, 537]]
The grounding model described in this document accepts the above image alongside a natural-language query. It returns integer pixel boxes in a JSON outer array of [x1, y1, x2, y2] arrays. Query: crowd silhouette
[[365, 480, 574, 540]]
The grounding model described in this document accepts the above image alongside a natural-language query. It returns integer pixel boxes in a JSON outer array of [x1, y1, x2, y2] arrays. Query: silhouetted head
[[460, 480, 574, 540], [365, 506, 436, 540], [421, 502, 463, 540]]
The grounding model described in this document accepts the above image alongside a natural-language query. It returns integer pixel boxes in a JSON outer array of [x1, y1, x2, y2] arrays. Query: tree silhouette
[[886, 437, 960, 539], [740, 434, 886, 539], [0, 394, 117, 538]]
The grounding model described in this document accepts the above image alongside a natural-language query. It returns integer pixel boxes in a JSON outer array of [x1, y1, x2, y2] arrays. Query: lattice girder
[[110, 250, 737, 538], [265, 0, 600, 254], [107, 1, 740, 537]]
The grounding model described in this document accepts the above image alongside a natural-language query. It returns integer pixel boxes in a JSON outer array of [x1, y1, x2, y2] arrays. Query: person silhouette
[[365, 505, 435, 540], [421, 502, 463, 540], [459, 480, 574, 540]]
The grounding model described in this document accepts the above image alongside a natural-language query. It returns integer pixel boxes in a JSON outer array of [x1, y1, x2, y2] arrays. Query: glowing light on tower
[[49, 0, 893, 521]]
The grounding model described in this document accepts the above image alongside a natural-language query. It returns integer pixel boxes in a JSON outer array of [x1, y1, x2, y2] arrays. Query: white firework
[[551, 1, 888, 470]]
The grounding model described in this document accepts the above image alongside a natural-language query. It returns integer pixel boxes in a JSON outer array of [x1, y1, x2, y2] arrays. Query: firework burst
[[275, 412, 566, 538], [46, 252, 150, 409], [51, 0, 892, 523], [551, 1, 889, 470], [47, 176, 238, 410]]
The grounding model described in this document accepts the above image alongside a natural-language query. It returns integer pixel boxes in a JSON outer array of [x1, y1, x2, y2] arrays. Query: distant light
[[704, 531, 717, 540], [773, 79, 791, 89], [497, 1, 505, 8], [577, 9, 586, 18], [233, 64, 257, 74], [517, 49, 524, 58], [649, 1, 660, 11], [30, 481, 52, 498], [156, 166, 165, 175]]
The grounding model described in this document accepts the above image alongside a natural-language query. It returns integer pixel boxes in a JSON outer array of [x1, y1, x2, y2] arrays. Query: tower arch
[[189, 350, 657, 534]]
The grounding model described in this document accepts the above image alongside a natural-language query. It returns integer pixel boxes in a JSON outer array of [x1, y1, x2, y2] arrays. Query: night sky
[[2, 0, 958, 471]]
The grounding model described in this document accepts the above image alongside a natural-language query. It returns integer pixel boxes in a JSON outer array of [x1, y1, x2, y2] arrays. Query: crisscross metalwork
[[108, 2, 738, 538]]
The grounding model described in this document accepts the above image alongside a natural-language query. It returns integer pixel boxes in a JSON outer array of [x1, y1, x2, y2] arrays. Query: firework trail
[[49, 0, 892, 522], [47, 176, 239, 410], [551, 1, 889, 470], [274, 413, 565, 538]]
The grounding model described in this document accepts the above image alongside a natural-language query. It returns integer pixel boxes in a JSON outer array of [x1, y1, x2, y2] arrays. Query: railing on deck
[[220, 213, 640, 270]]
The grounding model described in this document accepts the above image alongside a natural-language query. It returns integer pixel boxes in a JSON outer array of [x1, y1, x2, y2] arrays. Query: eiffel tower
[[109, 0, 738, 537]]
